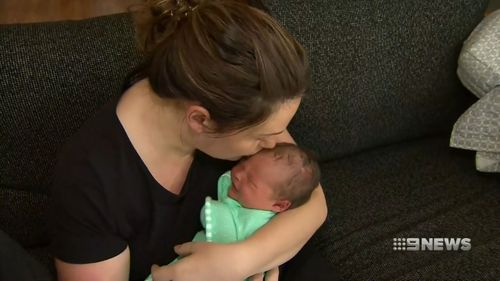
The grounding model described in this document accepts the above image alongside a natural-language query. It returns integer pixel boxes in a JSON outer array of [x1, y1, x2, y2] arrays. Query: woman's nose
[[259, 138, 276, 149]]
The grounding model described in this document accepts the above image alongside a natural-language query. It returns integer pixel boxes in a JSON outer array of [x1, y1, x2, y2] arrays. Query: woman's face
[[195, 97, 301, 160]]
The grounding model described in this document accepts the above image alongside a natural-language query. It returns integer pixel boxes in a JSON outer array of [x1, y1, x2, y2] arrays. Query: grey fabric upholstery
[[0, 14, 141, 275], [1, 0, 499, 280], [0, 14, 141, 251], [315, 136, 500, 280], [267, 0, 488, 160], [1, 14, 141, 192], [0, 230, 52, 281]]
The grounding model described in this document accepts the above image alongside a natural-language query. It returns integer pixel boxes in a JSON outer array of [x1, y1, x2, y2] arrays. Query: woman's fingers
[[248, 267, 279, 281], [265, 267, 279, 281], [249, 272, 264, 281], [151, 263, 176, 281], [151, 242, 249, 281], [152, 243, 279, 281], [174, 241, 203, 257]]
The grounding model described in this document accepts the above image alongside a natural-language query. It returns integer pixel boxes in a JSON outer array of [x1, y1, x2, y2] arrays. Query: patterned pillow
[[457, 10, 500, 98], [451, 87, 500, 172], [451, 10, 500, 173], [476, 151, 500, 172]]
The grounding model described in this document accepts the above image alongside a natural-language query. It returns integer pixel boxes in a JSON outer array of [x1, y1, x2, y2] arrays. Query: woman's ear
[[185, 105, 214, 133]]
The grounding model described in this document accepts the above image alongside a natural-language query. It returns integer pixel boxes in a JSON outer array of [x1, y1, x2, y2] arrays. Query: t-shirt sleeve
[[49, 151, 127, 264]]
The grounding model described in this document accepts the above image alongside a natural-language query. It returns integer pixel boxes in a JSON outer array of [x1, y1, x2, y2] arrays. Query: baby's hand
[[248, 266, 279, 281]]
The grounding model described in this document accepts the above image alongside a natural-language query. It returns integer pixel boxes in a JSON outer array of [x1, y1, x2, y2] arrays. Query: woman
[[50, 0, 335, 280]]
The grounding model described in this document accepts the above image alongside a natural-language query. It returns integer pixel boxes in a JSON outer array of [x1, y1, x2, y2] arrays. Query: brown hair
[[264, 143, 321, 209], [127, 0, 310, 133]]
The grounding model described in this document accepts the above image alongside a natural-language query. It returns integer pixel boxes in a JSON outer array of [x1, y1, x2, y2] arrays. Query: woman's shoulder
[[51, 94, 147, 210], [56, 95, 129, 173]]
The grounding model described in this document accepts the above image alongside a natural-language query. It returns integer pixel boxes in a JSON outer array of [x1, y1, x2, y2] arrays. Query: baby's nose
[[233, 173, 240, 183], [231, 168, 240, 182]]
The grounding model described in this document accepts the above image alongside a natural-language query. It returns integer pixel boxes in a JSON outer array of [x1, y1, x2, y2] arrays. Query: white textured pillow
[[452, 10, 500, 173], [457, 10, 500, 98], [451, 87, 500, 172], [476, 151, 500, 172]]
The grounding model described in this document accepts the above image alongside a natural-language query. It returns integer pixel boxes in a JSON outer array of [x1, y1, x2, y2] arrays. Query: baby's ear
[[272, 200, 291, 212]]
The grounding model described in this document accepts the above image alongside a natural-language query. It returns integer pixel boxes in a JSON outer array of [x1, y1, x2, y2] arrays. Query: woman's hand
[[248, 267, 279, 281], [151, 242, 251, 281]]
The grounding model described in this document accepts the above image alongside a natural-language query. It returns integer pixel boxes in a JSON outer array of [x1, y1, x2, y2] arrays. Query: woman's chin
[[202, 151, 242, 161], [226, 156, 243, 161]]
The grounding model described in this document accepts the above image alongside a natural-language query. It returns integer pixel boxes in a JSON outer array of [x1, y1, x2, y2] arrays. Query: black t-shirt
[[49, 94, 235, 280]]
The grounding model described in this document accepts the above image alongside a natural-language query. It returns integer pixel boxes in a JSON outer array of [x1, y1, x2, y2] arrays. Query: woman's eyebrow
[[260, 130, 285, 136]]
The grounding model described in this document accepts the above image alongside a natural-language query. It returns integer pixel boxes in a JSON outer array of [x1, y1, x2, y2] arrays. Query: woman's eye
[[257, 137, 268, 143]]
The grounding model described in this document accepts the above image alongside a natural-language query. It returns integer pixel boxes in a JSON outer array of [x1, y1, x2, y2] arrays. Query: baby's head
[[228, 143, 320, 212]]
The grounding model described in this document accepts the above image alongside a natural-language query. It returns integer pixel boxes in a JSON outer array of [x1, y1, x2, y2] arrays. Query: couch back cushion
[[267, 0, 488, 160], [0, 14, 141, 245], [0, 1, 488, 245], [0, 2, 489, 192], [0, 14, 141, 193]]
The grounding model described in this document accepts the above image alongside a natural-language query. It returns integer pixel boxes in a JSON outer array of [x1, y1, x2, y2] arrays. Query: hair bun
[[129, 0, 201, 53], [151, 0, 199, 18]]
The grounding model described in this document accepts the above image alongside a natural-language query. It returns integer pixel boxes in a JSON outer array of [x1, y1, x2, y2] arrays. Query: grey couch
[[1, 0, 499, 280]]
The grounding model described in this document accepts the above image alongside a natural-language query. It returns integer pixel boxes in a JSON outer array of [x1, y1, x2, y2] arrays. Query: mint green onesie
[[145, 171, 276, 281]]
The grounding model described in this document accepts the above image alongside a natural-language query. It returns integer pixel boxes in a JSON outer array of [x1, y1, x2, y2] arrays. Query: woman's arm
[[151, 130, 328, 281], [242, 183, 327, 275], [152, 187, 326, 281], [153, 185, 327, 281]]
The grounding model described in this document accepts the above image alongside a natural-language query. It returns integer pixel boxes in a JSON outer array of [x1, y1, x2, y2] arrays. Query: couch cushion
[[315, 136, 500, 280], [0, 230, 53, 281], [0, 14, 141, 193], [0, 189, 51, 247], [0, 13, 141, 251], [266, 0, 489, 160], [27, 245, 56, 279]]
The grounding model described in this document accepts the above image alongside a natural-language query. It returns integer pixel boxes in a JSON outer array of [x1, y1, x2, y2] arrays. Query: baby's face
[[228, 151, 291, 212]]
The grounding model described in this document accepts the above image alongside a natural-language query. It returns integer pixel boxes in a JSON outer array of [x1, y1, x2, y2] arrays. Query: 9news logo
[[393, 238, 471, 251]]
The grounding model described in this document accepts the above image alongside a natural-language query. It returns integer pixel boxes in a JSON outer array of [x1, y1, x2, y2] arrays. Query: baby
[[146, 143, 320, 281]]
